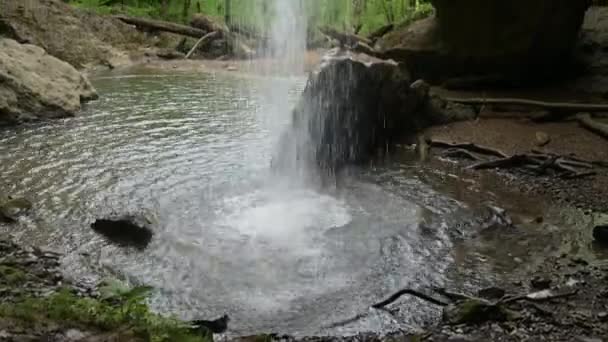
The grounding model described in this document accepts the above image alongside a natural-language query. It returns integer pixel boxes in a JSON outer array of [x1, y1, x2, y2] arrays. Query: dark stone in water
[[593, 225, 608, 245], [0, 197, 32, 222], [274, 50, 430, 175], [91, 216, 153, 250]]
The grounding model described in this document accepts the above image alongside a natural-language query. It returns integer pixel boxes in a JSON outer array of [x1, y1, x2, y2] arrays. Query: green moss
[[0, 287, 210, 342], [0, 265, 26, 285]]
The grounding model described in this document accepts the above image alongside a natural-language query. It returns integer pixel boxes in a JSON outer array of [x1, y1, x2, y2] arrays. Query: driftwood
[[114, 15, 207, 38], [318, 26, 372, 47], [576, 113, 608, 139], [444, 97, 608, 113], [185, 31, 219, 59]]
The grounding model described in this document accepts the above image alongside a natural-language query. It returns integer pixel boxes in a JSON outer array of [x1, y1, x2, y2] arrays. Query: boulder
[[0, 197, 32, 222], [0, 38, 97, 124], [91, 215, 154, 250], [378, 0, 591, 83], [273, 50, 430, 175]]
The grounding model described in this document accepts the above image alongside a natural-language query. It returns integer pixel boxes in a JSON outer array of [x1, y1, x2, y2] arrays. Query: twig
[[372, 288, 449, 309], [427, 140, 508, 158]]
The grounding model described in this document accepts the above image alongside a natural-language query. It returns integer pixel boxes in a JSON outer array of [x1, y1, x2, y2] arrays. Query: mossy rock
[[0, 197, 32, 222], [443, 299, 519, 325]]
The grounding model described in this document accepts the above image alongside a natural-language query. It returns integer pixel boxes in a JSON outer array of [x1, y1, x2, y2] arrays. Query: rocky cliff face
[[0, 38, 98, 124], [378, 0, 591, 83]]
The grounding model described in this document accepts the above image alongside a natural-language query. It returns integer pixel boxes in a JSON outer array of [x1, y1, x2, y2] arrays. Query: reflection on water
[[0, 70, 594, 336]]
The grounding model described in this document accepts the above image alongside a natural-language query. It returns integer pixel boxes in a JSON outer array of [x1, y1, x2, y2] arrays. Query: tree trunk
[[159, 0, 169, 20], [224, 0, 232, 25], [182, 0, 192, 23]]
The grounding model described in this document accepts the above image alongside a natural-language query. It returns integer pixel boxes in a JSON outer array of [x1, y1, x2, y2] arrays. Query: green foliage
[[0, 285, 210, 342], [67, 0, 434, 35]]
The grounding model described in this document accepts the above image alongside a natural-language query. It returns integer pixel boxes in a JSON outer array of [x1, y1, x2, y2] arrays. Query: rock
[[477, 287, 506, 300], [593, 225, 608, 244], [442, 299, 514, 325], [0, 197, 32, 222], [273, 50, 430, 175], [91, 215, 154, 250], [531, 276, 552, 290], [377, 0, 590, 83], [156, 49, 185, 60], [0, 38, 98, 124], [598, 312, 608, 321], [535, 132, 551, 147], [0, 0, 147, 68]]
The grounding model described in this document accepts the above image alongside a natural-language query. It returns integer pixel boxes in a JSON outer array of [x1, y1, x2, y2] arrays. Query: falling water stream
[[0, 1, 599, 338]]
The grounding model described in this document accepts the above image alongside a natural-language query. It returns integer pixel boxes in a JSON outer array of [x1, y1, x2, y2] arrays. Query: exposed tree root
[[427, 140, 508, 158], [372, 288, 449, 308], [185, 31, 219, 59], [444, 97, 608, 113], [441, 148, 484, 161], [576, 113, 608, 140]]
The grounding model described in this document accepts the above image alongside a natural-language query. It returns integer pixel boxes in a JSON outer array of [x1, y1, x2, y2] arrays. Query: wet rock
[[531, 276, 552, 290], [0, 38, 98, 124], [477, 287, 506, 300], [156, 49, 185, 60], [0, 197, 32, 222], [274, 50, 429, 174], [91, 215, 154, 250], [442, 299, 513, 325], [593, 225, 608, 245]]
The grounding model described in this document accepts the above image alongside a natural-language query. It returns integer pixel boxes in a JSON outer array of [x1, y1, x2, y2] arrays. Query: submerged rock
[[0, 197, 32, 222], [593, 225, 608, 245], [91, 215, 154, 250], [274, 50, 430, 175], [0, 38, 98, 124]]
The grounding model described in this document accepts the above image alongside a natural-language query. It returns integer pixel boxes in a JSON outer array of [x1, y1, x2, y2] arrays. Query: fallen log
[[318, 26, 372, 47], [444, 97, 608, 113], [114, 15, 207, 39], [368, 23, 394, 42], [185, 31, 220, 59], [576, 113, 608, 140]]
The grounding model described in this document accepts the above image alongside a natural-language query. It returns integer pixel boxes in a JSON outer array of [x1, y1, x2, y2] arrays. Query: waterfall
[[256, 0, 318, 183]]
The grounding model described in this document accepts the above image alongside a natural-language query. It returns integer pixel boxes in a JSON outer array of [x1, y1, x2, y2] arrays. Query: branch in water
[[372, 288, 449, 309]]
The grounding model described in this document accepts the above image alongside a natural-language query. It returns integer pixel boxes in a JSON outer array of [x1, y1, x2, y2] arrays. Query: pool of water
[[0, 68, 591, 336]]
